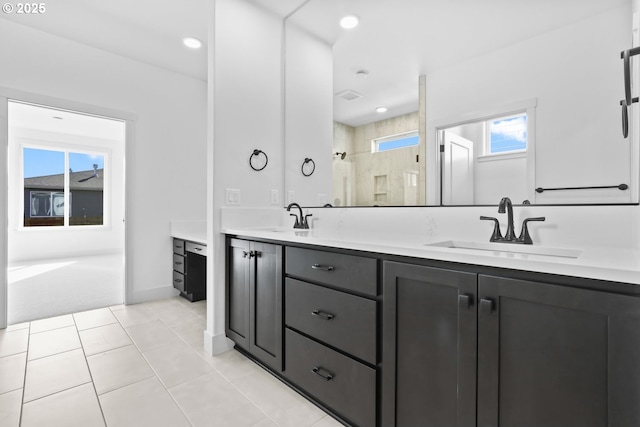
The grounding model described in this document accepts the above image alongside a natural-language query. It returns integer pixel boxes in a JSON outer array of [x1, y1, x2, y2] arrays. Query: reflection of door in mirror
[[437, 108, 534, 206], [333, 112, 424, 206], [441, 131, 474, 205]]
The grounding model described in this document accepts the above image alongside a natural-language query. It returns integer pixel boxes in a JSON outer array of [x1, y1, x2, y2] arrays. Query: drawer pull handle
[[174, 261, 183, 266], [311, 264, 334, 271], [194, 247, 202, 251], [174, 278, 183, 283], [174, 245, 183, 249], [312, 366, 334, 381], [458, 294, 473, 309], [311, 309, 334, 320]]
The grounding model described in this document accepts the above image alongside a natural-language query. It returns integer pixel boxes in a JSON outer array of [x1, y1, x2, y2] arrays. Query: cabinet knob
[[480, 298, 495, 314], [458, 294, 473, 309], [242, 251, 250, 258]]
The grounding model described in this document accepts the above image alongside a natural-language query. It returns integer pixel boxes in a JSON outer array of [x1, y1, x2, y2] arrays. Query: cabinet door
[[478, 275, 640, 427], [382, 261, 477, 427], [226, 239, 251, 350], [249, 242, 283, 371]]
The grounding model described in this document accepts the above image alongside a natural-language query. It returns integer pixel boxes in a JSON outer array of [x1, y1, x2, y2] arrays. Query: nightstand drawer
[[285, 329, 376, 427], [285, 247, 377, 296], [286, 278, 376, 364]]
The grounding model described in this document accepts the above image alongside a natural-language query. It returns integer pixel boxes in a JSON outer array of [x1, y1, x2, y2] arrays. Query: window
[[486, 113, 527, 155], [373, 130, 419, 153], [23, 147, 105, 227]]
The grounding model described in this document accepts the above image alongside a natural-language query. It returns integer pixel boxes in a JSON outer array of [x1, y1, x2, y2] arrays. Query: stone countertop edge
[[171, 231, 207, 245], [222, 227, 640, 286]]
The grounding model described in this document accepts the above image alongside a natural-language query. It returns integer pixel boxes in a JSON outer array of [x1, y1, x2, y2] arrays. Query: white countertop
[[223, 226, 640, 286], [171, 220, 206, 245]]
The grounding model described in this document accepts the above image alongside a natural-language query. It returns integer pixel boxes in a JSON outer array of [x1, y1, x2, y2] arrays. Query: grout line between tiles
[[17, 321, 30, 427]]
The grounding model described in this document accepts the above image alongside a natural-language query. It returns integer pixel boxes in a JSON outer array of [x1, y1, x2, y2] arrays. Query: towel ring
[[301, 158, 315, 177], [249, 149, 268, 171]]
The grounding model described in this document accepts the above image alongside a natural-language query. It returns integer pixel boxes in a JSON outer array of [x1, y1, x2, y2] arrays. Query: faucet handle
[[303, 214, 313, 229], [480, 216, 503, 242], [518, 217, 545, 245], [289, 213, 301, 227]]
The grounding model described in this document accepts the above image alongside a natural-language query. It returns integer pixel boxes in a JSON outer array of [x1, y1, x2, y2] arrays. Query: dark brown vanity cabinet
[[382, 261, 478, 427], [476, 274, 640, 427], [383, 261, 640, 427], [284, 247, 378, 427], [172, 238, 206, 302], [226, 238, 283, 372]]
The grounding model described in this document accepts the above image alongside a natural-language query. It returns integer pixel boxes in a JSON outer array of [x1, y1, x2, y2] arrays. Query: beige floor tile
[[184, 300, 206, 318], [23, 348, 91, 402], [109, 304, 126, 311], [6, 322, 29, 332], [0, 389, 22, 427], [169, 371, 268, 427], [86, 345, 154, 395], [100, 376, 190, 427], [112, 304, 158, 328], [0, 353, 27, 395], [79, 323, 132, 356], [311, 415, 344, 426], [152, 302, 199, 327], [209, 349, 262, 382], [251, 419, 279, 427], [30, 314, 75, 334], [169, 316, 206, 349], [0, 329, 29, 358], [125, 319, 182, 352], [73, 307, 118, 331], [142, 341, 213, 388], [28, 326, 81, 361], [232, 369, 326, 427], [21, 383, 105, 427]]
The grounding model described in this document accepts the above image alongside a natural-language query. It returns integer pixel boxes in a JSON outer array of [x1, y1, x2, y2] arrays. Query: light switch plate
[[287, 190, 296, 204], [226, 189, 240, 205], [271, 189, 279, 205]]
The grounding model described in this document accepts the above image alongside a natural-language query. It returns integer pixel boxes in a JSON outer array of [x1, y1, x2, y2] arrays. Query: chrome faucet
[[498, 197, 516, 241], [480, 197, 545, 244], [286, 203, 312, 229]]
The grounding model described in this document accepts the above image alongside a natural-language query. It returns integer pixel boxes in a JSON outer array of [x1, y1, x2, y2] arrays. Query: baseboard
[[204, 329, 234, 355], [128, 286, 180, 305]]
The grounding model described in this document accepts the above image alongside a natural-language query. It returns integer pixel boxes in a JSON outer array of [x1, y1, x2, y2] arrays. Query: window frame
[[20, 142, 109, 230]]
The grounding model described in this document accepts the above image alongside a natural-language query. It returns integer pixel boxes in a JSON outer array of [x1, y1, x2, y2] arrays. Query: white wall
[[427, 4, 632, 205], [285, 23, 333, 207], [0, 19, 207, 303]]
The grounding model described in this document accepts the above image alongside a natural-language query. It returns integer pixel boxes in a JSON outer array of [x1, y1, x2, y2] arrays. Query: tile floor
[[0, 297, 342, 427]]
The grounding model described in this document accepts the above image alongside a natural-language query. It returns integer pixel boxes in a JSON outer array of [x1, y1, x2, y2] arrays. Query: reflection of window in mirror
[[372, 130, 419, 153], [484, 113, 527, 156]]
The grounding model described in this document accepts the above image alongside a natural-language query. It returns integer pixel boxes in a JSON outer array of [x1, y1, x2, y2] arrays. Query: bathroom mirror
[[283, 0, 638, 206]]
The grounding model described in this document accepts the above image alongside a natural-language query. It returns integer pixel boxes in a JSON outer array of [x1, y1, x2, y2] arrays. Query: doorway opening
[[6, 100, 126, 324]]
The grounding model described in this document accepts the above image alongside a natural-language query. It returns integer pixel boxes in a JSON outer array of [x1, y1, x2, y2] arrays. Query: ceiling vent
[[335, 89, 363, 101]]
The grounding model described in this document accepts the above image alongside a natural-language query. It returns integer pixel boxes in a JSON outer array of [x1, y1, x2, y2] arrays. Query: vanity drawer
[[285, 247, 377, 296], [285, 329, 376, 427], [186, 241, 207, 256], [173, 270, 185, 292], [286, 278, 376, 364], [173, 238, 185, 256], [173, 253, 185, 274]]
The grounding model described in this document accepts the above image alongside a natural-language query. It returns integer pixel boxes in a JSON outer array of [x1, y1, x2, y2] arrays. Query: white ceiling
[[0, 0, 208, 81], [2, 0, 630, 126]]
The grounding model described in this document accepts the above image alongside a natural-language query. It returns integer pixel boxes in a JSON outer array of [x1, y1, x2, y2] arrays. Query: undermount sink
[[426, 240, 582, 259]]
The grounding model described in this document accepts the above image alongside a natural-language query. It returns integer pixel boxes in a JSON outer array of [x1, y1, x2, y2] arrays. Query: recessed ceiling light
[[183, 37, 203, 49], [52, 116, 63, 120], [376, 107, 388, 113], [355, 70, 369, 78], [340, 15, 359, 29]]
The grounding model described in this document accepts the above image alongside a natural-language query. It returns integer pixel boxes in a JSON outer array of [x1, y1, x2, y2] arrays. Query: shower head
[[334, 152, 347, 160]]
